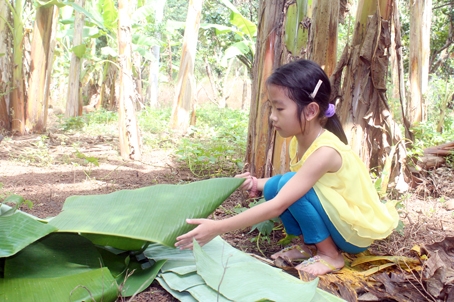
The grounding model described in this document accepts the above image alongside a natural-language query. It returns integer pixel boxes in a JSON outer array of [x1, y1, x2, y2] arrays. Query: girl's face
[[268, 84, 303, 138]]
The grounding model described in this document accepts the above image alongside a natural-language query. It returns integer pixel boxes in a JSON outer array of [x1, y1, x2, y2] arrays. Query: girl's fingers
[[175, 219, 206, 249], [242, 180, 253, 190], [234, 172, 255, 190], [186, 218, 203, 225], [234, 172, 251, 178]]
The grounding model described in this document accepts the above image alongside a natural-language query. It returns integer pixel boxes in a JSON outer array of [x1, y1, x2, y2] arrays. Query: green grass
[[175, 105, 248, 177], [56, 105, 249, 177], [57, 109, 119, 136]]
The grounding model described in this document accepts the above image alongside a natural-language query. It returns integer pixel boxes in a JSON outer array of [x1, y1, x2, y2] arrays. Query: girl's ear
[[304, 102, 320, 121]]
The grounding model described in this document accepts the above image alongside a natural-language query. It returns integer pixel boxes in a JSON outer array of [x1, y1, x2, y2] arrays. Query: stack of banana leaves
[[0, 178, 343, 301]]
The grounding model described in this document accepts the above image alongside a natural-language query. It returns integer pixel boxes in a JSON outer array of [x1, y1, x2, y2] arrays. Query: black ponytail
[[325, 112, 348, 145]]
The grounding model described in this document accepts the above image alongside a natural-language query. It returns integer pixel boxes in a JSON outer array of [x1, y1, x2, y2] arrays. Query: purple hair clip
[[325, 104, 336, 118]]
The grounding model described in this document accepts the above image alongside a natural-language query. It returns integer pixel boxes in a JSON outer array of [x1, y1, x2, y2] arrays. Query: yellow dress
[[289, 130, 399, 248]]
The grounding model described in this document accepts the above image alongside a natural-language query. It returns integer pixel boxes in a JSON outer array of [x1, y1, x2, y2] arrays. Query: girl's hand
[[235, 172, 260, 197], [235, 172, 253, 190], [175, 219, 220, 250]]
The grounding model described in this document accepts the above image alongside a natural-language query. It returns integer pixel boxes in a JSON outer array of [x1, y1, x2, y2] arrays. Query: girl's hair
[[266, 59, 348, 144]]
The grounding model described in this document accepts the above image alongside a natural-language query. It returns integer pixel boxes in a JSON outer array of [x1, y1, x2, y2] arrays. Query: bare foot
[[295, 253, 344, 276], [271, 245, 312, 261]]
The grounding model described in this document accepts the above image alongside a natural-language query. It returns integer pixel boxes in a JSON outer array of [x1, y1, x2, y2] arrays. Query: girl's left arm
[[175, 147, 341, 249]]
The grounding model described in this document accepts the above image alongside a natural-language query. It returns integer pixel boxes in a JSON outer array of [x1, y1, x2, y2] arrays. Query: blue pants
[[263, 172, 367, 254]]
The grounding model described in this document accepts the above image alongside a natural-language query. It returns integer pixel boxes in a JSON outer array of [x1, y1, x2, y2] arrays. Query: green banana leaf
[[160, 272, 232, 301], [146, 237, 345, 302], [82, 233, 148, 252], [193, 239, 321, 301], [219, 0, 257, 38], [160, 271, 206, 292], [0, 233, 118, 301], [0, 205, 57, 258], [97, 247, 167, 297], [156, 277, 197, 302], [49, 178, 243, 249]]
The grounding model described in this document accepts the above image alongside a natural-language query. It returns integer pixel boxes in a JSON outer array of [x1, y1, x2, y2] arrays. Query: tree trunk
[[65, 0, 85, 117], [408, 0, 432, 125], [148, 0, 166, 108], [170, 0, 203, 133], [247, 0, 338, 177], [10, 0, 26, 134], [308, 0, 339, 76], [27, 5, 57, 132], [43, 7, 59, 128], [246, 0, 286, 177], [429, 1, 453, 74], [118, 0, 142, 160], [336, 0, 408, 191], [0, 0, 11, 131], [391, 0, 412, 140]]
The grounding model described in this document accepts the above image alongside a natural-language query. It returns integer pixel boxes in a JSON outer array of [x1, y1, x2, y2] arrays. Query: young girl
[[175, 59, 399, 276]]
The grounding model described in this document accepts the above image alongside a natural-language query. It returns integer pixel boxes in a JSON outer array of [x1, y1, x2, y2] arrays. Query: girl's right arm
[[176, 146, 341, 250]]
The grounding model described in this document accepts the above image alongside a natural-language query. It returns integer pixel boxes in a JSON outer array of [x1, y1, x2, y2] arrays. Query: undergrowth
[[56, 105, 249, 178], [407, 120, 454, 168], [175, 106, 248, 177]]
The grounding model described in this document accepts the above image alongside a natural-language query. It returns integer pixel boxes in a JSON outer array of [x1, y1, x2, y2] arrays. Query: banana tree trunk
[[0, 0, 11, 131], [170, 0, 203, 133], [118, 0, 142, 160], [308, 0, 339, 76], [147, 0, 166, 108], [336, 0, 408, 191], [10, 0, 26, 134], [27, 5, 58, 132], [390, 0, 411, 140], [247, 0, 338, 177], [65, 0, 85, 117], [408, 0, 432, 125], [247, 0, 285, 177]]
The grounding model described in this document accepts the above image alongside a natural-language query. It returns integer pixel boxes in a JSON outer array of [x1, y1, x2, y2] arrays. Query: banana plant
[[200, 0, 256, 77], [0, 178, 243, 301]]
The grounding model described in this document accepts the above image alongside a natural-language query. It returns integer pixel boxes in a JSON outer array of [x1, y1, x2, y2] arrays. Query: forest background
[[1, 0, 454, 301]]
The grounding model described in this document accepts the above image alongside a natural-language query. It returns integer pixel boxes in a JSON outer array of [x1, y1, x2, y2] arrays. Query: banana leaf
[[96, 247, 167, 297], [0, 233, 118, 301], [49, 178, 244, 249], [0, 205, 57, 258], [156, 276, 197, 302], [160, 272, 232, 301], [193, 239, 321, 301], [147, 237, 345, 301]]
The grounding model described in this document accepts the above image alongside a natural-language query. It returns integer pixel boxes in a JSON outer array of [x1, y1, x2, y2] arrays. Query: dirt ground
[[1, 131, 453, 302]]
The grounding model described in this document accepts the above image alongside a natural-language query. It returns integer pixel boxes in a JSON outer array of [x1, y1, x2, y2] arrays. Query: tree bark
[[170, 0, 203, 133], [408, 0, 432, 125], [247, 0, 339, 177], [391, 0, 411, 140], [11, 0, 26, 134], [118, 0, 142, 160], [308, 0, 339, 76], [65, 0, 85, 117], [27, 5, 57, 132], [43, 7, 59, 129], [0, 0, 11, 131], [147, 0, 166, 108], [246, 0, 286, 177], [337, 0, 408, 191]]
